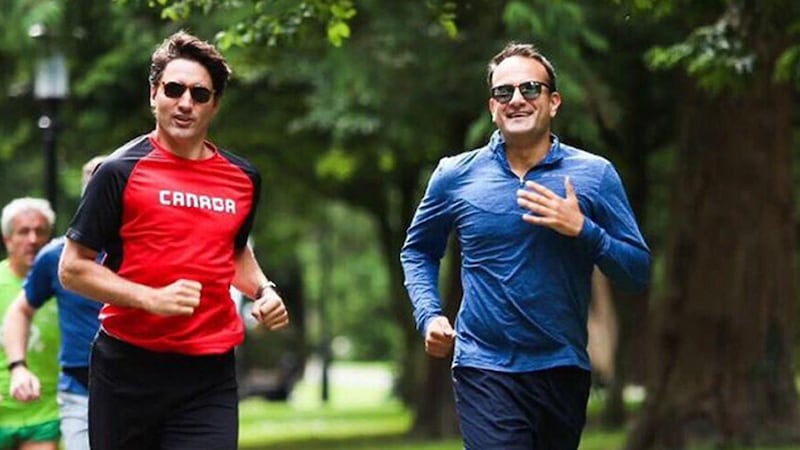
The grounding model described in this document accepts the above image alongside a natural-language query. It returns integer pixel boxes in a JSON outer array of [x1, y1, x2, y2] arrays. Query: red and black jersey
[[66, 133, 260, 355]]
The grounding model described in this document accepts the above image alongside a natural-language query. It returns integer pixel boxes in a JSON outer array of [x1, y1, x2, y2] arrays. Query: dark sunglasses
[[490, 81, 550, 104], [161, 81, 214, 104]]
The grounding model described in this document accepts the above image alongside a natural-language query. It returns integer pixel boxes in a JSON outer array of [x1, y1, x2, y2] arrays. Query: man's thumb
[[565, 176, 576, 198]]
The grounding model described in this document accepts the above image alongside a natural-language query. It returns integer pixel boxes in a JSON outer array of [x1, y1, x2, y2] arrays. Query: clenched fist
[[9, 366, 40, 402], [146, 279, 202, 316], [251, 287, 289, 331], [425, 315, 456, 358]]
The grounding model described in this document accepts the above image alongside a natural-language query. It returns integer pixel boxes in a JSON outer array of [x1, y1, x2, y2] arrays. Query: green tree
[[0, 0, 174, 223], [623, 1, 800, 447], [138, 0, 656, 438], [581, 4, 682, 427]]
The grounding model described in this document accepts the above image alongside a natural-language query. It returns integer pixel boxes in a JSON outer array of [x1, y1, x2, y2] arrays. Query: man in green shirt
[[0, 197, 60, 450]]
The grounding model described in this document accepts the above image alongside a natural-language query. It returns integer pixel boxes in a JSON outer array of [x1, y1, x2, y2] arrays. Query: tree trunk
[[626, 37, 798, 449], [603, 130, 650, 427], [588, 270, 617, 386], [593, 19, 656, 427], [375, 178, 421, 408], [603, 286, 649, 427]]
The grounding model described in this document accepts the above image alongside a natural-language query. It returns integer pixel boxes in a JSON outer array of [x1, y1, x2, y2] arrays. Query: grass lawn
[[240, 393, 624, 450], [239, 360, 626, 450], [239, 360, 412, 448], [238, 360, 799, 450]]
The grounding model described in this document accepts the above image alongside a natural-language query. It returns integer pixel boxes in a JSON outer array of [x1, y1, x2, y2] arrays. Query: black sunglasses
[[490, 81, 550, 104], [161, 81, 214, 104]]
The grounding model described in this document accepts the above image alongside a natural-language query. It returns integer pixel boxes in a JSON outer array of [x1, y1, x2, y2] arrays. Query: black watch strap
[[7, 359, 26, 371]]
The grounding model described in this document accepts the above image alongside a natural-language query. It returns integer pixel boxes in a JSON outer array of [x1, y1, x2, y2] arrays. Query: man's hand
[[146, 279, 202, 316], [425, 315, 456, 358], [9, 366, 40, 402], [516, 176, 584, 237], [251, 288, 289, 331]]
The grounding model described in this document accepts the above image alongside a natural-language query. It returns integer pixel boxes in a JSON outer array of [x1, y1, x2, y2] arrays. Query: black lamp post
[[31, 23, 68, 210]]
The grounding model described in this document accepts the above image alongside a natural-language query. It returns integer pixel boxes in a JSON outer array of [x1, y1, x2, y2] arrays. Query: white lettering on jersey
[[159, 190, 237, 214]]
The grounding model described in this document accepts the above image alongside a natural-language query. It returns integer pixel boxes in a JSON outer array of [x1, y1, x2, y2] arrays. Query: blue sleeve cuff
[[417, 310, 442, 338], [577, 217, 604, 251]]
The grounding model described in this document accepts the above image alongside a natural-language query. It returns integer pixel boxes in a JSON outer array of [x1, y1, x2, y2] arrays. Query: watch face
[[255, 281, 278, 299]]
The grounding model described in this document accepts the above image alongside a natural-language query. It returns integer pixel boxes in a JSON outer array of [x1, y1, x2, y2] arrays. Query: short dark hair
[[486, 42, 557, 92], [149, 31, 232, 98]]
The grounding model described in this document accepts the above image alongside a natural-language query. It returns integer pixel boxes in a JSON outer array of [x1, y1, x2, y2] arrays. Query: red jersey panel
[[66, 133, 261, 355]]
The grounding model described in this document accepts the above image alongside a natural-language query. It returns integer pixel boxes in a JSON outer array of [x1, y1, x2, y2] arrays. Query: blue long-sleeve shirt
[[400, 131, 650, 372]]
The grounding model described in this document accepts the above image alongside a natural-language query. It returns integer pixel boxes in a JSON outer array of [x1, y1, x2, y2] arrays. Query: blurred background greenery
[[1, 1, 799, 449]]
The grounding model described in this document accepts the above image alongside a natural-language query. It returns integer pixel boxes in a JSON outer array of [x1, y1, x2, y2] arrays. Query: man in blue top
[[4, 156, 106, 450], [400, 42, 650, 450]]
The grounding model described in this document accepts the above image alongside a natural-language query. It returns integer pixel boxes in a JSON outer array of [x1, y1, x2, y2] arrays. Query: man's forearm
[[231, 246, 269, 299], [59, 240, 153, 310], [2, 295, 34, 363]]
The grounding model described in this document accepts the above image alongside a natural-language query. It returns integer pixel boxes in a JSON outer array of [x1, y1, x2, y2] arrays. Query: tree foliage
[[614, 1, 800, 448], [2, 0, 800, 445], [625, 0, 800, 92]]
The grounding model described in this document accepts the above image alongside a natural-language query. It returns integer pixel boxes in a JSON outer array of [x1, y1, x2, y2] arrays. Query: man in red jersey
[[58, 31, 289, 450]]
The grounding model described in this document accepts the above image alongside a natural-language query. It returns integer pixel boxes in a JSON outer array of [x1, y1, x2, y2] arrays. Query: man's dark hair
[[486, 42, 557, 92], [149, 31, 232, 98]]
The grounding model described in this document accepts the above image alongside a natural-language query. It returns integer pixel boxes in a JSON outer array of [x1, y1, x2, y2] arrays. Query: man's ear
[[550, 91, 562, 118]]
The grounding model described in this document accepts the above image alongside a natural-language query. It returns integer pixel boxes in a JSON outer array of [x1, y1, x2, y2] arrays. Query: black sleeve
[[219, 149, 262, 250], [65, 156, 128, 252], [235, 163, 261, 250]]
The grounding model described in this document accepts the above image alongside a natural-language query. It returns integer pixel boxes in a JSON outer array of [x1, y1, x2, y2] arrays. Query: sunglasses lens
[[519, 82, 542, 100], [491, 82, 547, 103], [491, 85, 514, 104], [163, 82, 187, 99], [190, 87, 212, 104], [162, 82, 213, 103]]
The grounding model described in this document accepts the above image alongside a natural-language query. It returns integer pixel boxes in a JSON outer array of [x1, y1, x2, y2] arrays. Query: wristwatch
[[255, 280, 279, 299], [7, 359, 26, 371]]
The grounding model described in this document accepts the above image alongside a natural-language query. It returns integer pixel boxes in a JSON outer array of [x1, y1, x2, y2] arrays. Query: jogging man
[[4, 156, 106, 450], [59, 31, 289, 450], [401, 42, 650, 449], [0, 198, 59, 450]]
